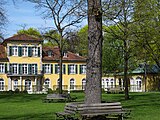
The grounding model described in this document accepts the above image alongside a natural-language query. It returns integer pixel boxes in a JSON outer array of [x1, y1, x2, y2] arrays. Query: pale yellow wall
[[0, 61, 9, 90], [7, 42, 42, 72], [43, 62, 86, 88]]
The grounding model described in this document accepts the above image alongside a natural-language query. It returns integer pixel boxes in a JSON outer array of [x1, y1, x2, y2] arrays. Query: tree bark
[[85, 0, 102, 104], [124, 41, 129, 100]]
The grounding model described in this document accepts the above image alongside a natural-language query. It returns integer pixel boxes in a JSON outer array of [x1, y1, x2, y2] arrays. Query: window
[[22, 46, 28, 56], [82, 79, 86, 90], [44, 79, 50, 88], [32, 64, 37, 74], [0, 63, 4, 73], [111, 79, 114, 88], [32, 47, 38, 57], [102, 79, 105, 88], [25, 79, 31, 91], [14, 79, 18, 90], [0, 79, 4, 91], [68, 64, 77, 74], [12, 46, 18, 56], [55, 64, 66, 74], [12, 64, 18, 74], [48, 51, 52, 57], [43, 64, 52, 74], [136, 77, 142, 91], [106, 79, 109, 87], [63, 52, 67, 57], [80, 65, 86, 74], [70, 79, 75, 90], [22, 64, 28, 74]]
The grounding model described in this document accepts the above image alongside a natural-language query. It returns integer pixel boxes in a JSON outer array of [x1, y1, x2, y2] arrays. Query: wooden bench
[[55, 102, 130, 120], [107, 87, 124, 94], [42, 93, 77, 103]]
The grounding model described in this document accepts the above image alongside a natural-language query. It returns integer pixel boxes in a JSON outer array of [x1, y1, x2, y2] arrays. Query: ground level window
[[14, 79, 18, 90], [44, 79, 50, 88], [70, 79, 75, 90], [0, 79, 4, 91], [25, 79, 31, 91], [82, 79, 86, 90]]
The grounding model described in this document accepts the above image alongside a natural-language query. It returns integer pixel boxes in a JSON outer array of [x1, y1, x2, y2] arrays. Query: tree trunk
[[59, 34, 63, 94], [85, 0, 102, 104], [124, 41, 129, 100]]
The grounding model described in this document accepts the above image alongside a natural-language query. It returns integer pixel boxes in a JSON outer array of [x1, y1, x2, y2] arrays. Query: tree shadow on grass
[[0, 112, 56, 120], [0, 94, 46, 103]]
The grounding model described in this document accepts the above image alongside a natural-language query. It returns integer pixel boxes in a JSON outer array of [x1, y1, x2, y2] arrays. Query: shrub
[[14, 88, 20, 94], [22, 89, 28, 94], [47, 88, 53, 94], [8, 90, 14, 94]]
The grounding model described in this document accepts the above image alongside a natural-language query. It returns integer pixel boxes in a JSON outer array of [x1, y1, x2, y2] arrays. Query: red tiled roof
[[42, 46, 86, 62], [3, 34, 42, 44], [0, 45, 8, 60]]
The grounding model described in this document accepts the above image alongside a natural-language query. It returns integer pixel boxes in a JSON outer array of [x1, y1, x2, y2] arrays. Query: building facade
[[0, 34, 86, 93], [0, 34, 159, 93]]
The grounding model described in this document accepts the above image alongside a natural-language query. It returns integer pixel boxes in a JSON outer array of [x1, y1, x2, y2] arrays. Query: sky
[[4, 0, 87, 39], [4, 0, 53, 38]]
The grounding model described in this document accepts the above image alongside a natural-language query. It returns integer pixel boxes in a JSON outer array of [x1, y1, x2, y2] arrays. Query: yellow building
[[0, 34, 86, 93]]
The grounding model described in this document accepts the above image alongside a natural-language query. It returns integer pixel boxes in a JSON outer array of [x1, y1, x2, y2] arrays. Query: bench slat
[[55, 102, 130, 120], [77, 106, 122, 111]]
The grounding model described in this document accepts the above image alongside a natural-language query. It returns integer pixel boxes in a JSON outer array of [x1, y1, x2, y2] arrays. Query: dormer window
[[63, 52, 67, 58], [48, 51, 52, 57]]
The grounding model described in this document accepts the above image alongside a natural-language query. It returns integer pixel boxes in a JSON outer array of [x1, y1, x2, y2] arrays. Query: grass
[[0, 92, 160, 120]]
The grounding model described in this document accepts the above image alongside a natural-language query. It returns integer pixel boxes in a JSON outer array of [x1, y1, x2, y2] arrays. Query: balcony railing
[[0, 85, 143, 93], [7, 70, 43, 76]]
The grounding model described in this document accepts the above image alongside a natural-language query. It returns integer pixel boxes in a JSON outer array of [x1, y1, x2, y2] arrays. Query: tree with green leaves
[[133, 0, 160, 68], [102, 26, 124, 75], [16, 28, 42, 38], [103, 0, 136, 100]]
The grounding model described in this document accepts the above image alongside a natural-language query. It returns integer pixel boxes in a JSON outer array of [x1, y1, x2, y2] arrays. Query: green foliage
[[15, 88, 20, 94], [47, 88, 54, 94], [16, 28, 42, 38], [133, 0, 160, 67]]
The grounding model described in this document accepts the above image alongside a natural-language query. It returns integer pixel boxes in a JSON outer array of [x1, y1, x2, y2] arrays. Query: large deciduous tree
[[85, 0, 102, 104], [16, 28, 42, 38], [133, 0, 160, 68], [27, 0, 86, 94], [103, 0, 135, 100]]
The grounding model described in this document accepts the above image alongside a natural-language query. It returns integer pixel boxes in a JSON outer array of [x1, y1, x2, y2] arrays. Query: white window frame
[[106, 79, 109, 87], [25, 79, 32, 91], [22, 46, 28, 56], [70, 79, 75, 90], [0, 63, 5, 73], [69, 64, 76, 74], [32, 47, 38, 57], [0, 79, 4, 91], [22, 64, 28, 74], [44, 64, 51, 74], [12, 46, 18, 56], [44, 79, 50, 88], [80, 65, 86, 74], [48, 51, 52, 57], [32, 64, 36, 74], [14, 79, 18, 90], [82, 79, 86, 90], [55, 64, 65, 74], [12, 64, 18, 74]]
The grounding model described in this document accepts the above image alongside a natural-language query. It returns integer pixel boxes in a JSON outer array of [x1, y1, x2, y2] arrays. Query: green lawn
[[0, 92, 160, 120]]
